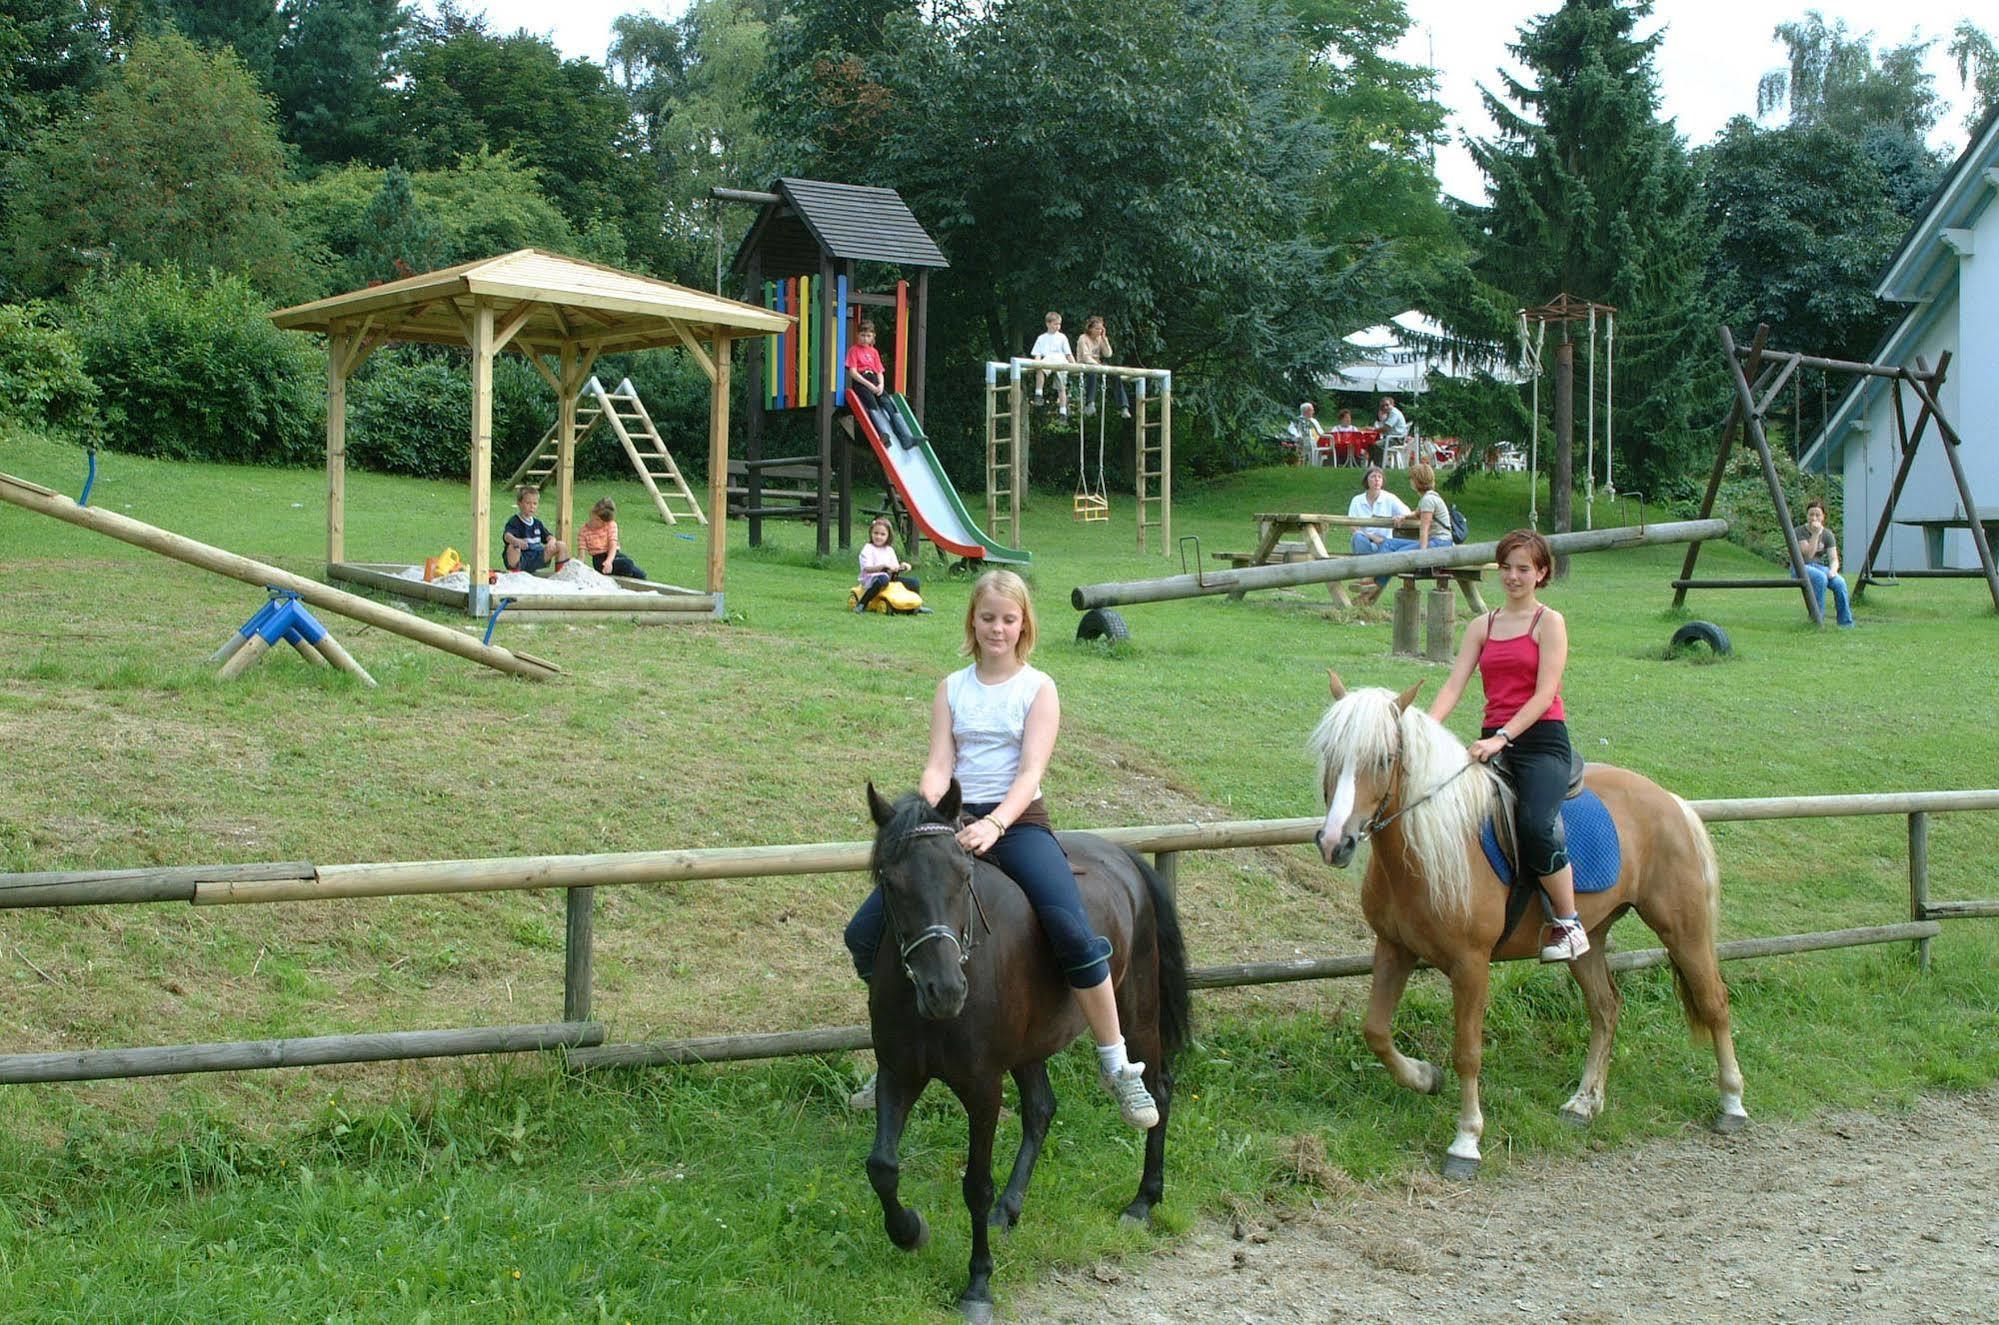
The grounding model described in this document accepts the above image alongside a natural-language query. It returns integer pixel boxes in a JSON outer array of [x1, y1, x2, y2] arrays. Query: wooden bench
[[726, 460, 824, 520]]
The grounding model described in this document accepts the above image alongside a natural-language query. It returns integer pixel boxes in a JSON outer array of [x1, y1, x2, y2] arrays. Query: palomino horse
[[862, 782, 1190, 1323], [1310, 673, 1746, 1179]]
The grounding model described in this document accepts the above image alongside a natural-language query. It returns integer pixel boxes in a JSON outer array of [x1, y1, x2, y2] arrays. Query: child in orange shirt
[[576, 498, 646, 580]]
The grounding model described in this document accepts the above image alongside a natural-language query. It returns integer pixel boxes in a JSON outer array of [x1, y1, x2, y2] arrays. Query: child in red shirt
[[845, 320, 915, 449], [576, 498, 646, 580]]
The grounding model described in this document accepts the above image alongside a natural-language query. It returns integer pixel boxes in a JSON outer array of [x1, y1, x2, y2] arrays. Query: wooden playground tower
[[721, 179, 948, 555], [1518, 293, 1616, 571], [982, 358, 1173, 554], [1673, 324, 1999, 624], [270, 249, 787, 620]]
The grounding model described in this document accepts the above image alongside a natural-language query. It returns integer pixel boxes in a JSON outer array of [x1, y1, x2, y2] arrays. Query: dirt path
[[1019, 1089, 1999, 1324]]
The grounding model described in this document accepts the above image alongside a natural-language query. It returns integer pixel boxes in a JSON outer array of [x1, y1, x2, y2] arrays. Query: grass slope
[[2, 428, 1996, 1321]]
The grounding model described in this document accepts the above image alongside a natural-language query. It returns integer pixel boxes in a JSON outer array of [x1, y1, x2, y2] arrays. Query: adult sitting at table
[[1346, 465, 1411, 555], [1288, 402, 1330, 463], [1375, 395, 1409, 466]]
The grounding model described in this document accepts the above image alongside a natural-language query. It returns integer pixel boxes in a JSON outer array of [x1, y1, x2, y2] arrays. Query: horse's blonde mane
[[1310, 688, 1509, 919]]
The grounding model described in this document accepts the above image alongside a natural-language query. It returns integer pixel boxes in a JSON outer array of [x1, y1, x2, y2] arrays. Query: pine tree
[[272, 0, 403, 166], [356, 164, 446, 285], [1465, 0, 1714, 504]]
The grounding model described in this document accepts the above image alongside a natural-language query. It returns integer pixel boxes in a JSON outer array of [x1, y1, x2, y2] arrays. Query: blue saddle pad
[[1479, 789, 1622, 893]]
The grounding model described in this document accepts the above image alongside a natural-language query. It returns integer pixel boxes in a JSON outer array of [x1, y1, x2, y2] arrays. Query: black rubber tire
[[1075, 608, 1131, 644], [1669, 620, 1731, 656]]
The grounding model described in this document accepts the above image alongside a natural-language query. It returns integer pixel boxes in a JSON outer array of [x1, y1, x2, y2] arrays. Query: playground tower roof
[[271, 248, 790, 350], [730, 178, 949, 277]]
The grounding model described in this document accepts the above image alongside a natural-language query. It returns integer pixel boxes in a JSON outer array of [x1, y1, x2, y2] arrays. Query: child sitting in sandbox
[[576, 497, 646, 580], [501, 484, 569, 574]]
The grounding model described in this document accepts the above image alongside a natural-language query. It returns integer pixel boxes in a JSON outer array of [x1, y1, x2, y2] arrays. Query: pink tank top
[[1478, 607, 1564, 730]]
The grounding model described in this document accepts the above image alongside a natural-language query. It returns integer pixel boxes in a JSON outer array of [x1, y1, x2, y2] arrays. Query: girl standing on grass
[[843, 570, 1159, 1128], [1427, 529, 1588, 963]]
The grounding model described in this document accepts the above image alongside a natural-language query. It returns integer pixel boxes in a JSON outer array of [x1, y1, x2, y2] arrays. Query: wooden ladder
[[500, 378, 707, 526], [590, 378, 707, 526], [1134, 382, 1170, 554], [985, 371, 1020, 547]]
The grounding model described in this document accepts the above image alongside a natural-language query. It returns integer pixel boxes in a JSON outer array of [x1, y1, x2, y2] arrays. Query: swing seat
[[1072, 492, 1110, 522]]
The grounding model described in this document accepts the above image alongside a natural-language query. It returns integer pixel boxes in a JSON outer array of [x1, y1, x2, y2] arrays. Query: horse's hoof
[[988, 1205, 1020, 1233], [1559, 1107, 1593, 1129], [959, 1297, 996, 1324], [1711, 1110, 1749, 1136], [892, 1211, 930, 1251], [1440, 1153, 1481, 1181], [1419, 1063, 1445, 1095], [1119, 1201, 1154, 1227]]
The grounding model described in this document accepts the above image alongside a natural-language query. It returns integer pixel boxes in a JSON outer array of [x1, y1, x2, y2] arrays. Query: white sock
[[1096, 1038, 1131, 1076]]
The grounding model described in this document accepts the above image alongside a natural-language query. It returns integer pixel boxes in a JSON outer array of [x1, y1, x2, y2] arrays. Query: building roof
[[270, 249, 791, 352], [731, 178, 949, 277], [1801, 107, 1999, 472]]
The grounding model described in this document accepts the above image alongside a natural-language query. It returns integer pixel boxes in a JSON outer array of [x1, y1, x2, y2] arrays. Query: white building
[[1802, 106, 1999, 575]]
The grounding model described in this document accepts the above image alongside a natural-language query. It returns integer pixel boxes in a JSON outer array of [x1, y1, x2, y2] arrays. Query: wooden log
[[1910, 811, 1931, 970], [487, 609, 713, 626], [0, 472, 561, 681], [1425, 580, 1455, 664], [570, 1024, 874, 1069], [564, 887, 594, 1022], [210, 631, 253, 666], [328, 562, 469, 607], [0, 1020, 605, 1084], [215, 633, 272, 681], [1189, 954, 1375, 988], [1924, 900, 1999, 920], [0, 861, 313, 910], [1071, 520, 1728, 610], [1607, 921, 1941, 971], [311, 633, 378, 687], [486, 593, 715, 611], [1391, 578, 1420, 656], [289, 636, 333, 667], [1686, 790, 1999, 821]]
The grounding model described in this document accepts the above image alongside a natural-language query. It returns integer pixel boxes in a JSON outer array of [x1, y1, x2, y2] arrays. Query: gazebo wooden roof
[[271, 250, 792, 619]]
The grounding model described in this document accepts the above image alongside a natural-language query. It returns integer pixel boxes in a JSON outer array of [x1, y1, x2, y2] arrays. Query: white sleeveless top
[[947, 663, 1050, 803]]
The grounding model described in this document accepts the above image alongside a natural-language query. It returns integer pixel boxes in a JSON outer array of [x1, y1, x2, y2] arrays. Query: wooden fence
[[3, 790, 1995, 1085]]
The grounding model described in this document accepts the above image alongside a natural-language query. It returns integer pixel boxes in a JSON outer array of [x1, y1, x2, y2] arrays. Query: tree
[[1757, 11, 1942, 140], [355, 164, 447, 284], [160, 0, 283, 81], [2, 32, 298, 298], [1950, 22, 1998, 132], [389, 19, 656, 261], [761, 0, 1381, 470], [611, 0, 776, 287], [271, 0, 405, 167], [1463, 0, 1713, 501]]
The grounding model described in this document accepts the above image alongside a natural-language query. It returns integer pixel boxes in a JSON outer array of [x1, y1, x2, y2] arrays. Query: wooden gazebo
[[271, 249, 791, 619]]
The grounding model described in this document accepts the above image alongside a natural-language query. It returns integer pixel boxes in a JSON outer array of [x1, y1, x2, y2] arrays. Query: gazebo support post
[[555, 341, 580, 549], [708, 334, 733, 604], [470, 303, 495, 617]]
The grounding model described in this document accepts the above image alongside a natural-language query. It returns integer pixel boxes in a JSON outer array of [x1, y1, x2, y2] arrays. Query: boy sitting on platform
[[577, 497, 645, 580], [502, 484, 569, 574]]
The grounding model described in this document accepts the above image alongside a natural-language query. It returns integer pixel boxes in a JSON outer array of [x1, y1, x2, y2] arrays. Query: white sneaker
[[1539, 919, 1590, 963], [1100, 1063, 1159, 1129], [848, 1073, 877, 1110]]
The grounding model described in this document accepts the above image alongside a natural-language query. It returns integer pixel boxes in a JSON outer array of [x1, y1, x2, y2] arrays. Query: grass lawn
[[2, 424, 1996, 1322]]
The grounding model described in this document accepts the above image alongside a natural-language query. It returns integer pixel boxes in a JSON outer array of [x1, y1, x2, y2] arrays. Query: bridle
[[881, 822, 994, 979], [1320, 727, 1480, 849]]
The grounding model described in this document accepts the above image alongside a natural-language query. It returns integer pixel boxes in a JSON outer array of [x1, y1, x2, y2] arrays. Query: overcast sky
[[449, 0, 1984, 200]]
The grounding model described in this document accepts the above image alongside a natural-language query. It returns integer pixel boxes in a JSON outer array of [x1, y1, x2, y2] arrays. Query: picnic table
[[1221, 512, 1488, 613]]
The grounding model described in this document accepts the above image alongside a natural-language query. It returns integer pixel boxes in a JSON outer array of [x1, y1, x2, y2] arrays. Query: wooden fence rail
[[3, 790, 1995, 1085]]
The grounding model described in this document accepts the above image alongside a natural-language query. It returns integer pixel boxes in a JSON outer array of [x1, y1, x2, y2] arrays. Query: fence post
[[1908, 812, 1930, 971], [1152, 851, 1179, 900], [565, 886, 596, 1021]]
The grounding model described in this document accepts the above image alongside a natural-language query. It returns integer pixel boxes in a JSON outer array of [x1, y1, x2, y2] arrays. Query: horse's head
[[1309, 670, 1424, 867], [867, 779, 976, 1020]]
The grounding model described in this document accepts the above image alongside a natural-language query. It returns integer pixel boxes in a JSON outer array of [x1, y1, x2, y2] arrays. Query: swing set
[[1517, 294, 1617, 531]]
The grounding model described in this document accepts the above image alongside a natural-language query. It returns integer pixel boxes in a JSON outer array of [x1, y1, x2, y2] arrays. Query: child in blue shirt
[[502, 484, 569, 574]]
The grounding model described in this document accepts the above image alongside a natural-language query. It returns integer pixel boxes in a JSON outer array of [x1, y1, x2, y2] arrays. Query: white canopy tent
[[1320, 310, 1519, 396]]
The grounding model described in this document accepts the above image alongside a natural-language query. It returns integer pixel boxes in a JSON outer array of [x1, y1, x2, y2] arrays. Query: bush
[[64, 267, 322, 464], [0, 302, 99, 432], [1665, 443, 1841, 565], [349, 349, 551, 480]]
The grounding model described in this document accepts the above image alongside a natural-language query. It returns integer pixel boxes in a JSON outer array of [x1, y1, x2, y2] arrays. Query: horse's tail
[[1672, 795, 1722, 1048], [1131, 852, 1192, 1063]]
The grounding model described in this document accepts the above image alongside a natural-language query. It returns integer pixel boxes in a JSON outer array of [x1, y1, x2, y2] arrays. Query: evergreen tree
[[271, 0, 404, 167], [160, 0, 284, 81], [356, 164, 447, 283], [1464, 0, 1712, 502]]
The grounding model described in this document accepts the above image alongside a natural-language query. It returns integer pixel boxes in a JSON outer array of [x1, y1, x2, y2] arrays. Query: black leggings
[[856, 572, 920, 609], [1485, 719, 1571, 880]]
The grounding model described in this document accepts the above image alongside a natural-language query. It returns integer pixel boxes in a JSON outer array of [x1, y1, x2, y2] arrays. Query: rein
[[1354, 743, 1480, 843], [881, 822, 994, 979]]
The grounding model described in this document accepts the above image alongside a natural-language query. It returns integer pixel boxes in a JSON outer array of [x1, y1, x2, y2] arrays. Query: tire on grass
[[1076, 608, 1130, 644], [1668, 620, 1731, 656]]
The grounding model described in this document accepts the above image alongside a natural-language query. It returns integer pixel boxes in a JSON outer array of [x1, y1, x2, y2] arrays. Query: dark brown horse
[[1310, 673, 1746, 1179], [862, 782, 1190, 1323]]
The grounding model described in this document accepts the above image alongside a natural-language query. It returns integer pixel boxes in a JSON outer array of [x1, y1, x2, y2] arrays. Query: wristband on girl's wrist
[[1497, 730, 1514, 745], [984, 813, 1007, 833]]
